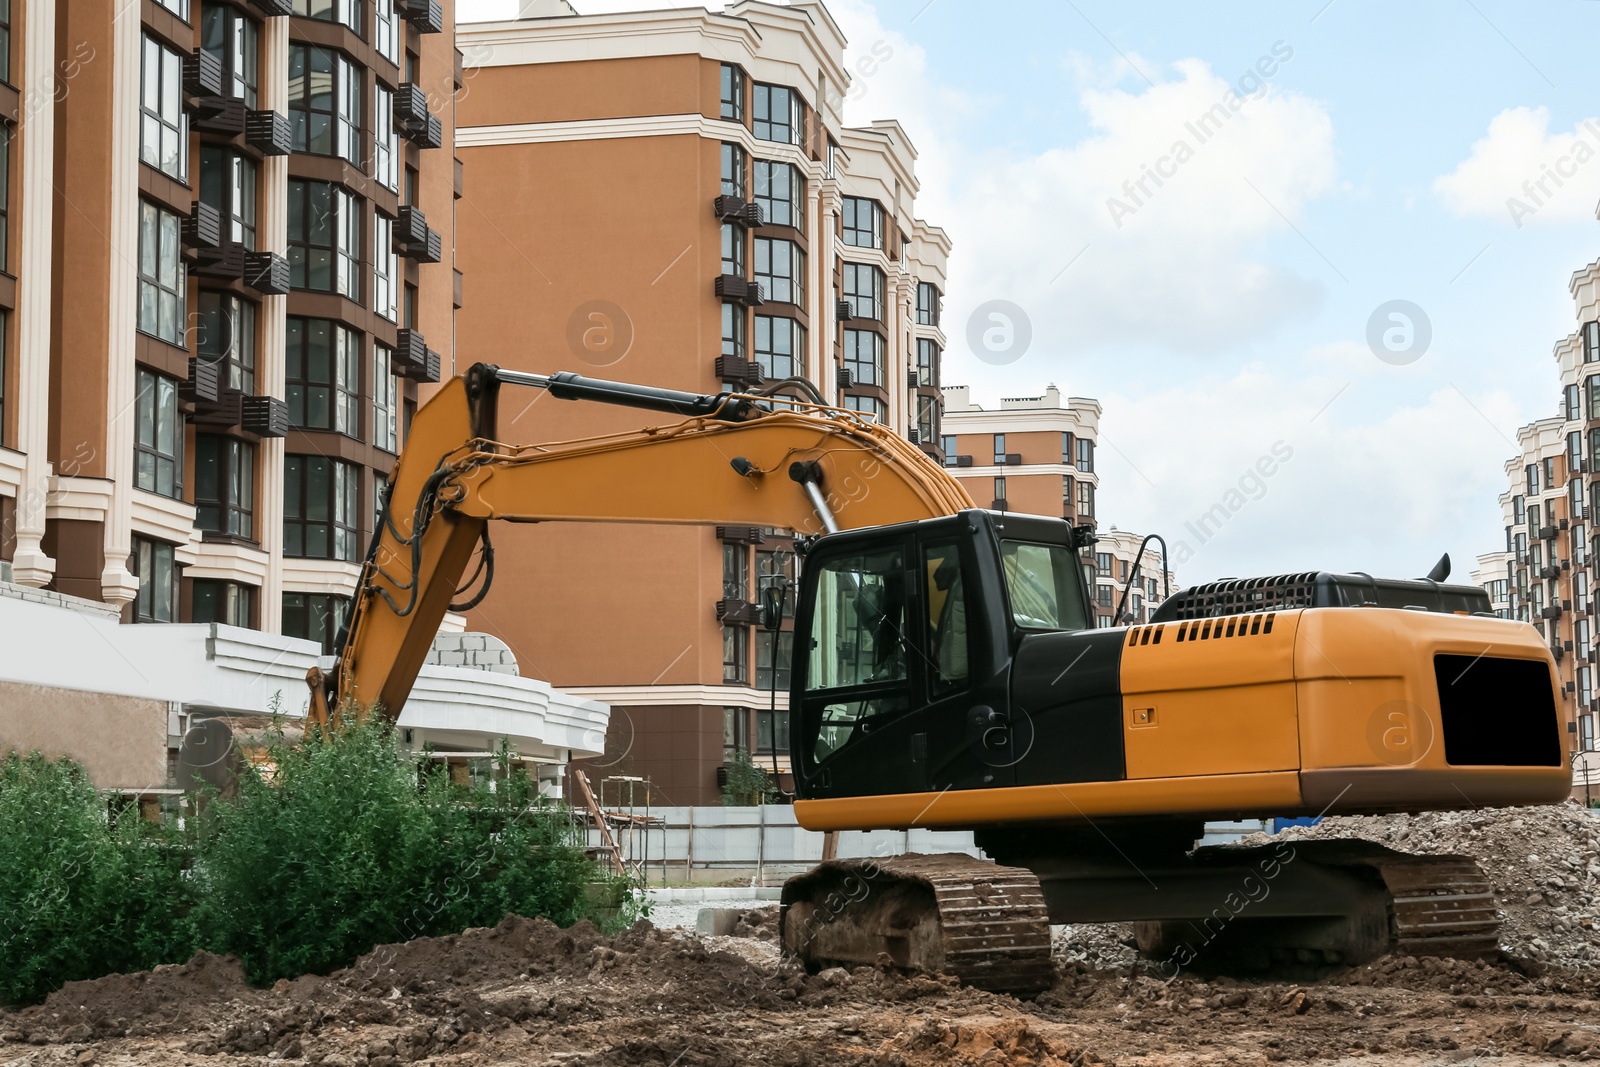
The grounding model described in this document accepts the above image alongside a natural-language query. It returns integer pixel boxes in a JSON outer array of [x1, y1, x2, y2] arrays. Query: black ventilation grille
[[1153, 574, 1319, 621], [1434, 654, 1561, 767]]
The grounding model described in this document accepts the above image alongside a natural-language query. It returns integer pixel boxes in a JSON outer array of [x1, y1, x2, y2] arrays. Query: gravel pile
[[1254, 801, 1600, 968]]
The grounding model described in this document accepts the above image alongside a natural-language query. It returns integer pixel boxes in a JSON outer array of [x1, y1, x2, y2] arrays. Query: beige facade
[[939, 382, 1176, 626], [455, 1, 950, 804]]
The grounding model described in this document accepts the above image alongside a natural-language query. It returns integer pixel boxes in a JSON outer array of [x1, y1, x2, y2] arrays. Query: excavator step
[[779, 852, 1056, 996]]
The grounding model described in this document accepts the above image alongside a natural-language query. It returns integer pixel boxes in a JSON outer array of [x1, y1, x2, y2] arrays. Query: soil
[[8, 805, 1600, 1066]]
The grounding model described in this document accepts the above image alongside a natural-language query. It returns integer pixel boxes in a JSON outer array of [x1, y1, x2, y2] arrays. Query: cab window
[[804, 548, 910, 764], [1000, 541, 1090, 631], [924, 541, 970, 693]]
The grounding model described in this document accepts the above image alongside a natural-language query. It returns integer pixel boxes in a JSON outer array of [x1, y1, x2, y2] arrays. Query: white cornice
[[280, 558, 362, 595], [458, 113, 818, 178], [187, 540, 271, 587], [563, 683, 788, 710], [954, 464, 1098, 485], [45, 475, 114, 522], [0, 448, 23, 496]]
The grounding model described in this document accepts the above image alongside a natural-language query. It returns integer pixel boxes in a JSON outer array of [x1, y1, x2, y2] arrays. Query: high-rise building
[[0, 1, 605, 805], [1476, 255, 1600, 759], [938, 382, 1176, 626], [455, 0, 950, 803]]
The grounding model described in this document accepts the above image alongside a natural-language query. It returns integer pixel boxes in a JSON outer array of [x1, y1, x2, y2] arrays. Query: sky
[[456, 0, 1600, 587]]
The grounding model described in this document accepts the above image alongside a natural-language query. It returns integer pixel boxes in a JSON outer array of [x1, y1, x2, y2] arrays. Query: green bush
[[721, 748, 778, 806], [192, 720, 610, 985], [0, 751, 195, 1005]]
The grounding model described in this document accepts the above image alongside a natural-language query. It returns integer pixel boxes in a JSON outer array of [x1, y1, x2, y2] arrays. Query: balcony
[[396, 0, 444, 33], [394, 206, 443, 263], [240, 395, 289, 439], [394, 328, 429, 379], [245, 110, 292, 156], [191, 241, 246, 281], [182, 201, 222, 250], [183, 49, 224, 100], [243, 251, 290, 296], [180, 357, 221, 407], [716, 526, 766, 545], [191, 96, 246, 136], [714, 275, 763, 307], [715, 356, 763, 386], [394, 84, 443, 149], [715, 599, 762, 626]]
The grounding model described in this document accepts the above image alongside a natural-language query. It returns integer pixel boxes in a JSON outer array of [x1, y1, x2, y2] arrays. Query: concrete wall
[[0, 680, 167, 790]]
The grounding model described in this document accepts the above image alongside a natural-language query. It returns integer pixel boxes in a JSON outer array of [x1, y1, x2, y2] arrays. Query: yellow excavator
[[303, 363, 1569, 994]]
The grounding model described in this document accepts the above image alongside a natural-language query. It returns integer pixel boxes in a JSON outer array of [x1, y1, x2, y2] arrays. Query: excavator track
[[780, 853, 1056, 996], [1347, 849, 1500, 959]]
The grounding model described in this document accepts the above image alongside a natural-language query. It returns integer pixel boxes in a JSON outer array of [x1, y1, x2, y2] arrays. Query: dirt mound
[[1247, 801, 1600, 968], [3, 952, 254, 1043]]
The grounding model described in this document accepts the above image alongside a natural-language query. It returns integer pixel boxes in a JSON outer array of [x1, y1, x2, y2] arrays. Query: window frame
[[373, 83, 399, 191], [131, 536, 178, 624], [753, 315, 804, 380], [293, 0, 360, 33], [843, 329, 883, 387], [753, 236, 804, 305], [200, 146, 258, 250], [374, 343, 398, 453], [720, 142, 746, 198], [916, 281, 941, 326], [842, 197, 884, 249], [752, 82, 799, 144], [200, 5, 258, 108], [373, 211, 398, 322], [140, 34, 187, 182], [282, 591, 351, 654], [193, 579, 254, 628], [134, 368, 183, 500], [137, 200, 186, 346], [287, 43, 362, 165], [287, 179, 361, 300], [842, 262, 884, 321], [194, 433, 256, 539], [283, 454, 361, 562], [286, 316, 362, 437], [720, 63, 746, 123], [197, 291, 257, 394], [753, 159, 802, 229]]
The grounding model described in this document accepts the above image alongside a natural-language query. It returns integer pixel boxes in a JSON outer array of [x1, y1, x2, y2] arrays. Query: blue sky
[[459, 0, 1600, 586]]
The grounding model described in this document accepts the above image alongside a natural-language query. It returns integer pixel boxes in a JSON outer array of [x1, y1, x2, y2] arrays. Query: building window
[[1064, 475, 1075, 509], [754, 237, 803, 304], [195, 434, 255, 538], [915, 339, 939, 388], [754, 316, 803, 380], [200, 147, 257, 250], [154, 0, 190, 16], [916, 282, 941, 326], [0, 0, 12, 85], [1577, 524, 1589, 567], [844, 329, 883, 387], [193, 580, 253, 628], [1526, 462, 1539, 496], [756, 634, 793, 694], [134, 369, 182, 499], [287, 317, 360, 436], [844, 394, 886, 424], [720, 63, 745, 123], [1587, 321, 1600, 363], [1575, 477, 1587, 521], [752, 83, 799, 144], [754, 160, 801, 229], [0, 310, 8, 445], [1568, 383, 1583, 421], [842, 263, 884, 320], [842, 197, 883, 249], [198, 292, 256, 393], [131, 537, 177, 624], [288, 44, 361, 165], [140, 35, 187, 181], [294, 0, 360, 33], [1589, 377, 1600, 422], [200, 6, 258, 108], [288, 180, 360, 300], [1572, 431, 1585, 473], [374, 344, 398, 453], [0, 125, 9, 273], [1545, 456, 1557, 492], [373, 212, 398, 321], [1095, 552, 1111, 575], [941, 434, 957, 465], [1076, 437, 1094, 473], [1078, 480, 1095, 518], [720, 142, 746, 198], [282, 592, 350, 654], [992, 433, 1006, 465], [917, 395, 937, 444], [137, 201, 186, 345], [723, 541, 748, 599], [373, 85, 398, 191], [722, 625, 747, 684], [722, 302, 745, 361], [375, 0, 400, 66], [284, 455, 360, 561], [993, 476, 1007, 502], [720, 222, 744, 276]]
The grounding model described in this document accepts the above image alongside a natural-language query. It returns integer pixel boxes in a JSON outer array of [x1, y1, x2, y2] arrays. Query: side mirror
[[762, 585, 786, 630]]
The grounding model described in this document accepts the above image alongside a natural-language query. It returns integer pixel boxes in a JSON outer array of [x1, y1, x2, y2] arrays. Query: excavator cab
[[792, 509, 1098, 800]]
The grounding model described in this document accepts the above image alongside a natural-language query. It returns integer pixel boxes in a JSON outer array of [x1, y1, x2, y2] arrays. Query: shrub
[[0, 751, 195, 1005], [192, 720, 609, 984], [721, 748, 778, 806]]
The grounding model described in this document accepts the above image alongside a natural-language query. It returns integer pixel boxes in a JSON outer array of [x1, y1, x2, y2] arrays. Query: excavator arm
[[308, 363, 972, 724]]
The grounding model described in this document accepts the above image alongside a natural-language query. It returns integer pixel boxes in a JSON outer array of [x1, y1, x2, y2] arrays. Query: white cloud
[[1434, 107, 1600, 227], [1096, 361, 1522, 584]]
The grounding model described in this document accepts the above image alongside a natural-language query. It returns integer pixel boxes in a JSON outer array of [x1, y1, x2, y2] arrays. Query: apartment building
[[0, 0, 605, 801], [455, 0, 951, 804], [1476, 254, 1600, 758], [937, 382, 1175, 626]]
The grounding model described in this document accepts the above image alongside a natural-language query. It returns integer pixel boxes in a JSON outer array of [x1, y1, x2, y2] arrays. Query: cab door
[[918, 536, 1021, 792], [791, 537, 927, 799]]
